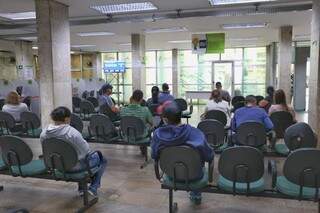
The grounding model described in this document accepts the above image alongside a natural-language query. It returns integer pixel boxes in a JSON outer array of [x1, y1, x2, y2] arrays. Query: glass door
[[212, 61, 234, 95]]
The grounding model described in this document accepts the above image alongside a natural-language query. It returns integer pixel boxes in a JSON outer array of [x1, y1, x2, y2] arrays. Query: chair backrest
[[175, 98, 188, 111], [89, 114, 115, 137], [20, 112, 41, 130], [197, 119, 225, 148], [270, 111, 294, 138], [218, 146, 264, 183], [82, 91, 89, 99], [0, 111, 16, 131], [80, 100, 95, 114], [0, 99, 5, 110], [87, 96, 99, 108], [89, 90, 95, 97], [232, 96, 245, 106], [0, 136, 33, 166], [283, 148, 320, 188], [72, 97, 82, 108], [42, 138, 78, 172], [204, 110, 227, 126], [99, 103, 119, 121], [236, 121, 266, 147], [120, 116, 146, 142], [159, 146, 202, 182], [284, 122, 317, 151], [70, 113, 83, 133]]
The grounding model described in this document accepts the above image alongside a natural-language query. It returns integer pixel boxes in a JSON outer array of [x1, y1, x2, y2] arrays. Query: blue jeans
[[190, 191, 202, 199], [78, 152, 107, 193]]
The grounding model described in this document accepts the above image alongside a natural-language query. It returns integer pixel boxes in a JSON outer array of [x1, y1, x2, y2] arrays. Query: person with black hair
[[40, 106, 107, 196], [215, 82, 231, 103], [158, 83, 174, 104], [98, 83, 119, 113], [146, 86, 160, 106], [151, 102, 213, 205]]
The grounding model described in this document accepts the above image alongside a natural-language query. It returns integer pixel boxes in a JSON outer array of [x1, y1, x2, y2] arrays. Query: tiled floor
[[0, 108, 315, 213]]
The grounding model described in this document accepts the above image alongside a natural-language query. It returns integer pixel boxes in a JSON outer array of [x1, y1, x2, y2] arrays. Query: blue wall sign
[[103, 61, 126, 73]]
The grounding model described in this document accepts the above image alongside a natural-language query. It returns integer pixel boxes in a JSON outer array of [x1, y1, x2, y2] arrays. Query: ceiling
[[0, 0, 313, 52]]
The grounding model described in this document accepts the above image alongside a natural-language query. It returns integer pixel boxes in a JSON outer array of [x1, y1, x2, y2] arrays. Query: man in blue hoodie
[[151, 102, 213, 205]]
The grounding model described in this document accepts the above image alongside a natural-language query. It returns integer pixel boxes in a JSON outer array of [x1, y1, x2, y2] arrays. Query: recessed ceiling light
[[168, 40, 190, 44], [209, 0, 276, 6], [145, 27, 188, 34], [119, 43, 131, 46], [32, 46, 38, 50], [18, 36, 37, 41], [221, 23, 268, 29], [90, 2, 157, 14], [71, 45, 96, 48], [77, 32, 115, 37], [0, 11, 35, 20]]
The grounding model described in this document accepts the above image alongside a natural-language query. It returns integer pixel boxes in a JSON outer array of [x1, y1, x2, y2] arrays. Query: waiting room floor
[[0, 107, 314, 213]]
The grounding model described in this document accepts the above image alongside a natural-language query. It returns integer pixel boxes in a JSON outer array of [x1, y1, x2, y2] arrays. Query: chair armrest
[[208, 159, 214, 183], [154, 159, 162, 181], [268, 160, 277, 188]]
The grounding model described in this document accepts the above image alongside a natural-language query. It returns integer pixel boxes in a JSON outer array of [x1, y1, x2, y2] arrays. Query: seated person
[[269, 89, 296, 122], [146, 86, 160, 106], [40, 107, 107, 196], [259, 86, 275, 112], [215, 82, 231, 103], [98, 83, 120, 113], [2, 91, 29, 122], [151, 102, 213, 205], [202, 89, 231, 125], [120, 90, 153, 136], [231, 95, 274, 144], [158, 83, 175, 104]]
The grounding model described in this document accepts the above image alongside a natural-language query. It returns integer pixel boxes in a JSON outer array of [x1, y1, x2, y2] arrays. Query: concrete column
[[172, 49, 178, 97], [14, 41, 34, 79], [266, 42, 277, 87], [35, 0, 72, 127], [96, 52, 102, 79], [131, 34, 146, 94], [278, 26, 293, 104], [308, 0, 320, 140], [294, 47, 309, 111]]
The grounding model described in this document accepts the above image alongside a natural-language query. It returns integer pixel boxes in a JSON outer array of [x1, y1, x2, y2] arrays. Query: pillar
[[172, 49, 178, 97], [14, 41, 34, 79], [308, 0, 320, 140], [131, 34, 146, 94], [294, 47, 309, 111], [278, 26, 293, 104], [266, 42, 277, 87], [35, 0, 72, 127]]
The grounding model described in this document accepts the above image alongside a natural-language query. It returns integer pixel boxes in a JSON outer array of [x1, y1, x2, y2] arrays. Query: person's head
[[162, 102, 182, 125], [210, 89, 222, 103], [162, 83, 169, 92], [6, 91, 20, 105], [266, 86, 275, 96], [274, 89, 287, 107], [101, 83, 113, 95], [151, 86, 160, 103], [50, 106, 71, 125], [215, 82, 222, 90], [245, 95, 257, 106], [131, 90, 144, 104]]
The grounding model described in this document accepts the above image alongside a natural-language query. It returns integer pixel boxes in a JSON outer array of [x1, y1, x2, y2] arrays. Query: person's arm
[[263, 112, 274, 131], [231, 115, 237, 131], [106, 96, 119, 113], [151, 134, 160, 160], [195, 131, 214, 162]]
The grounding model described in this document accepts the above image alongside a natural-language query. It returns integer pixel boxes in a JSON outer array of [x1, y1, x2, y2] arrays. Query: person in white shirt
[[202, 89, 231, 125], [2, 91, 29, 122]]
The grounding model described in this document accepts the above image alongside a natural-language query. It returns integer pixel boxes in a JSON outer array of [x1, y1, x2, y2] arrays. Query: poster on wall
[[192, 33, 225, 54]]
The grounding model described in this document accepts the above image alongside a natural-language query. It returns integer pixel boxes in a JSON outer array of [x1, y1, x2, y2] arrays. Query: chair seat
[[276, 176, 320, 199], [0, 159, 6, 170], [275, 143, 290, 156], [54, 166, 100, 180], [162, 170, 208, 191], [182, 111, 191, 116], [26, 128, 42, 137], [11, 159, 46, 176], [218, 175, 265, 194]]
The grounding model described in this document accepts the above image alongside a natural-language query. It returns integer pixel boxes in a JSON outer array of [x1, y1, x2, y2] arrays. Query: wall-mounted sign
[[192, 33, 225, 54], [103, 61, 126, 73]]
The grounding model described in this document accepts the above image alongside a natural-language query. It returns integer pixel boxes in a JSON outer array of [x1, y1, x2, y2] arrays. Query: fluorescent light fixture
[[70, 51, 75, 54], [145, 27, 188, 34], [90, 2, 157, 14], [71, 45, 96, 48], [168, 40, 190, 44], [77, 32, 114, 37], [32, 46, 38, 50], [229, 37, 259, 41], [119, 43, 131, 46], [294, 34, 310, 40], [0, 11, 36, 20], [222, 22, 268, 29], [209, 0, 276, 6], [18, 36, 37, 41]]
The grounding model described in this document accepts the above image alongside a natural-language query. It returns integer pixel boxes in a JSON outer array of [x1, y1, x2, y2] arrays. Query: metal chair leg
[[77, 181, 98, 213], [169, 189, 173, 213]]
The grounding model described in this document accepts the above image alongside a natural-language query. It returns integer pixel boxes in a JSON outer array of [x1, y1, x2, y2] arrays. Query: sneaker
[[189, 192, 202, 205], [78, 191, 84, 197], [88, 188, 98, 196]]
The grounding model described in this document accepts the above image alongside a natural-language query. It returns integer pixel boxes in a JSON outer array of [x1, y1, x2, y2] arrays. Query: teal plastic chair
[[0, 112, 22, 136], [20, 112, 42, 138], [120, 116, 151, 144], [88, 114, 119, 143], [217, 146, 265, 194], [271, 148, 320, 200], [0, 135, 46, 177], [154, 145, 213, 213]]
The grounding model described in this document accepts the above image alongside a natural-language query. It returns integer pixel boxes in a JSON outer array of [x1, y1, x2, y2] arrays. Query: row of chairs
[[155, 145, 320, 213], [0, 135, 100, 212]]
